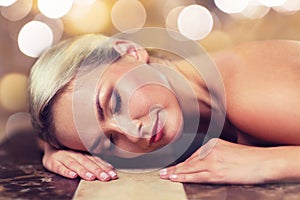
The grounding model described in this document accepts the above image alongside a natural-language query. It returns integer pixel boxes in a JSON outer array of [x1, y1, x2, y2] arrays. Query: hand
[[42, 144, 118, 181], [159, 138, 274, 184]]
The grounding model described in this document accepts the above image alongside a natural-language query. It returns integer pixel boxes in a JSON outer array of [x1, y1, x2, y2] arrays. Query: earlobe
[[113, 40, 149, 63]]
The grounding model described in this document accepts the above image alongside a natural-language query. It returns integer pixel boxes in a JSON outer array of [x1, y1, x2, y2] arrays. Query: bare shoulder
[[214, 40, 300, 145]]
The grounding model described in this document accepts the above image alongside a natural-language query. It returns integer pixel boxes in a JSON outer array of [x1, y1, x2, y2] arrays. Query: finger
[[159, 165, 177, 179], [159, 161, 194, 178], [45, 160, 78, 179], [169, 171, 211, 183], [92, 156, 115, 169], [160, 159, 207, 180], [71, 154, 117, 181], [63, 158, 97, 181], [159, 163, 189, 179], [88, 156, 118, 180], [174, 159, 208, 174]]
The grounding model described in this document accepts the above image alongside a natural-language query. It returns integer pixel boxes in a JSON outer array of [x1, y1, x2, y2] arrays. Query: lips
[[149, 112, 164, 145]]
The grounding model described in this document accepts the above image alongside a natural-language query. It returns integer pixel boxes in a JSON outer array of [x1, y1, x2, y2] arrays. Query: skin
[[41, 40, 300, 184]]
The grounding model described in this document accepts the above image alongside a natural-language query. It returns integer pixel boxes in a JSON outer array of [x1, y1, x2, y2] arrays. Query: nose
[[105, 119, 141, 143]]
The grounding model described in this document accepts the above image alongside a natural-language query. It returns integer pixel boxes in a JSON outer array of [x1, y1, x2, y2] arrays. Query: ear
[[113, 40, 149, 63]]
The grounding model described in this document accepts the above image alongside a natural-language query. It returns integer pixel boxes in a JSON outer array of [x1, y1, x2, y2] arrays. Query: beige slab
[[73, 170, 187, 200]]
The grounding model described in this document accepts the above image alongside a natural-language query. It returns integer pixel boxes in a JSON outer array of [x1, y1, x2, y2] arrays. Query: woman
[[29, 33, 300, 184]]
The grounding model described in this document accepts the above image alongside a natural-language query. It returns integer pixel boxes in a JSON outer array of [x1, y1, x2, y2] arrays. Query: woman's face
[[52, 48, 183, 158]]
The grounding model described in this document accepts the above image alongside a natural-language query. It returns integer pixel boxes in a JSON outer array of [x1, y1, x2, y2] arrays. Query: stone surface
[[1, 123, 300, 200], [73, 170, 187, 200], [0, 130, 79, 200]]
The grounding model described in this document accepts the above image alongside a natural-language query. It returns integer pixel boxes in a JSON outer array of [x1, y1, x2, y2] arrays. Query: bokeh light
[[165, 6, 184, 35], [0, 0, 16, 7], [199, 30, 233, 52], [34, 13, 64, 44], [165, 6, 191, 41], [259, 0, 287, 7], [18, 21, 53, 58], [5, 112, 31, 137], [0, 73, 28, 111], [177, 5, 213, 40], [273, 0, 300, 14], [73, 0, 96, 5], [163, 0, 195, 18], [214, 0, 249, 14], [62, 0, 109, 34], [37, 0, 73, 19], [111, 0, 146, 32], [0, 0, 32, 22], [240, 0, 270, 19]]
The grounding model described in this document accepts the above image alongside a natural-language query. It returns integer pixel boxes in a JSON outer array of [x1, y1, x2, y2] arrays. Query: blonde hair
[[29, 34, 120, 148]]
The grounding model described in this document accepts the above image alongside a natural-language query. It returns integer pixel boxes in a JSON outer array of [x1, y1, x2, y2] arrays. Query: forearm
[[264, 146, 300, 183], [160, 138, 300, 184]]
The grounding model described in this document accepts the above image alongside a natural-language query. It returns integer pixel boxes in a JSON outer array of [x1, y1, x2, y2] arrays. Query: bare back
[[212, 40, 300, 146]]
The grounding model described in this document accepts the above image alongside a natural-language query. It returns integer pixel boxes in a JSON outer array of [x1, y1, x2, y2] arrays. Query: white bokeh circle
[[259, 0, 287, 7], [177, 5, 213, 41], [37, 0, 73, 19], [18, 21, 53, 58], [214, 0, 249, 14], [0, 0, 17, 6]]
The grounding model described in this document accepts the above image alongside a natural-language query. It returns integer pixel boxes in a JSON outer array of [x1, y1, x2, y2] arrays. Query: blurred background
[[1, 0, 300, 142]]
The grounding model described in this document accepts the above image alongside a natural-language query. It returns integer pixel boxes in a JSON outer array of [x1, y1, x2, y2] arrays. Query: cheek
[[128, 86, 182, 133], [127, 85, 178, 118]]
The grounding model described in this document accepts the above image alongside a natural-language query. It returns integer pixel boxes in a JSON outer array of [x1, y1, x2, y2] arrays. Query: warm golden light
[[0, 73, 28, 111], [0, 0, 32, 22], [111, 0, 146, 32], [199, 30, 233, 52], [273, 0, 300, 14], [163, 0, 195, 18], [165, 6, 184, 31], [165, 6, 186, 41], [235, 1, 270, 19], [62, 0, 110, 35]]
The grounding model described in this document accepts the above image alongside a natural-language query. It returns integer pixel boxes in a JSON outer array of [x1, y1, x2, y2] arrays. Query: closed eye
[[112, 90, 122, 115], [109, 134, 115, 152]]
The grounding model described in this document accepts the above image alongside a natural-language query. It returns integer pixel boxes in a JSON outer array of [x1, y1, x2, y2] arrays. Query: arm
[[160, 138, 300, 184], [38, 138, 118, 181]]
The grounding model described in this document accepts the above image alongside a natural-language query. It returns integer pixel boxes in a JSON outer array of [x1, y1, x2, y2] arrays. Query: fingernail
[[86, 172, 94, 179], [108, 171, 117, 178], [100, 172, 110, 180], [159, 168, 167, 176], [69, 171, 77, 178], [170, 174, 178, 179]]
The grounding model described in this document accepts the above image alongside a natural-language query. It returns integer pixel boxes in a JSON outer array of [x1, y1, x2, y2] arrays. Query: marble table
[[1, 130, 300, 200]]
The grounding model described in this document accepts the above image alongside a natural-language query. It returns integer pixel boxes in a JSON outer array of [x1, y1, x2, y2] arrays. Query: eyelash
[[109, 134, 115, 152], [112, 91, 122, 115]]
